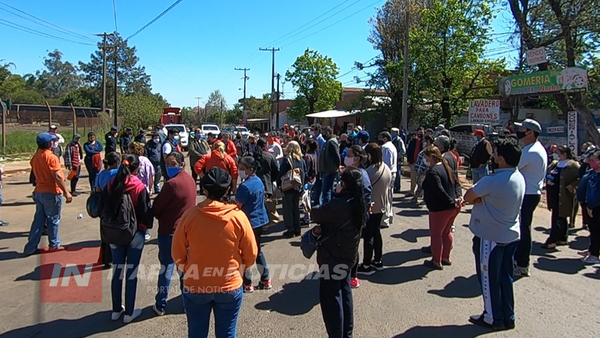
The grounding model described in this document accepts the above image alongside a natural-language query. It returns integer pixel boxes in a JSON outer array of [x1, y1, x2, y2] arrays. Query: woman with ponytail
[[311, 168, 366, 338], [194, 141, 239, 194], [102, 154, 153, 324], [421, 146, 462, 270]]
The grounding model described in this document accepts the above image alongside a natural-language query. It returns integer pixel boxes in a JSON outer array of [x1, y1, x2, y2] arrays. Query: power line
[[0, 1, 93, 41], [125, 0, 184, 41], [281, 0, 385, 48], [112, 0, 118, 32], [0, 18, 95, 46]]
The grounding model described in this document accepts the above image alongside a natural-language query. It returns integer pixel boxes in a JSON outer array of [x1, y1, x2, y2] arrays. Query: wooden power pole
[[259, 47, 280, 130]]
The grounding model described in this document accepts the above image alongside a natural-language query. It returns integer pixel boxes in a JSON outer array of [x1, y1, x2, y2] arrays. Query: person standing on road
[[156, 124, 166, 144], [412, 135, 435, 204], [279, 141, 306, 238], [188, 129, 210, 187], [23, 132, 73, 256], [407, 127, 425, 197], [543, 145, 579, 249], [151, 151, 197, 316], [83, 132, 103, 192], [133, 128, 146, 144], [577, 150, 600, 264], [48, 125, 65, 161], [94, 152, 121, 267], [513, 119, 547, 277], [161, 128, 181, 182], [236, 156, 272, 293], [222, 133, 238, 159], [145, 133, 163, 193], [464, 138, 525, 331], [421, 146, 462, 270], [104, 126, 118, 155], [312, 168, 366, 338], [379, 132, 398, 228], [391, 127, 406, 193], [120, 127, 133, 154], [469, 129, 492, 183], [318, 126, 340, 206], [194, 141, 239, 195], [172, 167, 257, 338], [101, 154, 153, 324], [254, 138, 280, 225], [64, 133, 83, 196], [129, 142, 156, 242]]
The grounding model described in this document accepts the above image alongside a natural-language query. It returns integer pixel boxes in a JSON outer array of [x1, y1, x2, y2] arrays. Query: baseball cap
[[49, 125, 57, 130], [514, 119, 542, 133], [110, 125, 118, 131], [471, 129, 485, 136], [391, 127, 400, 132], [357, 130, 370, 142], [36, 132, 58, 145], [436, 124, 445, 130]]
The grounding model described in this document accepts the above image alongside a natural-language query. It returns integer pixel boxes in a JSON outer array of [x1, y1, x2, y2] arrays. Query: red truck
[[160, 107, 183, 125]]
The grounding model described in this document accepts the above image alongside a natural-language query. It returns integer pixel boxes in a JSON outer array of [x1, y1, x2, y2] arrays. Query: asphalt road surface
[[0, 166, 598, 338]]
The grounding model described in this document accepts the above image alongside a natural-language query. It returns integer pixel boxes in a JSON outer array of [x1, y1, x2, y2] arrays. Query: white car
[[234, 126, 250, 138], [199, 123, 220, 138], [163, 124, 189, 149]]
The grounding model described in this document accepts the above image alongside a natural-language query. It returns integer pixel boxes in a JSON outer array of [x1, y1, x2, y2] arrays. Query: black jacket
[[313, 192, 362, 268], [470, 139, 492, 168], [422, 164, 460, 212], [120, 134, 132, 153], [406, 137, 423, 164], [255, 150, 279, 195], [144, 140, 162, 165], [105, 132, 118, 154], [278, 156, 306, 192]]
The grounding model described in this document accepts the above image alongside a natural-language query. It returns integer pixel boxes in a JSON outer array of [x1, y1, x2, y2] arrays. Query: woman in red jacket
[[194, 141, 238, 194]]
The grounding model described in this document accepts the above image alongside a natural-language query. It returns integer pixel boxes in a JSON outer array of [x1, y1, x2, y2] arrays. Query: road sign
[[468, 99, 500, 124], [526, 47, 547, 66]]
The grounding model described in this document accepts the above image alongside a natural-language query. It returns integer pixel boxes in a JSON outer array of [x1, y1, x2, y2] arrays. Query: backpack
[[100, 193, 137, 245]]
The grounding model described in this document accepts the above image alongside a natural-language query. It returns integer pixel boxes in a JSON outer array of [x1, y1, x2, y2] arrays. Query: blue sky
[[0, 0, 517, 109]]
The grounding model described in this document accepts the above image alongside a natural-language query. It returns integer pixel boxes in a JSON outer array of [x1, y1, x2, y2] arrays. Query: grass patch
[[0, 128, 109, 158]]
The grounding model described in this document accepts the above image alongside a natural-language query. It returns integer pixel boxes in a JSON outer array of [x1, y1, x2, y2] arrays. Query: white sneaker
[[514, 265, 530, 277], [123, 309, 142, 323], [581, 255, 600, 265], [153, 304, 165, 316], [111, 306, 124, 321], [144, 233, 151, 242]]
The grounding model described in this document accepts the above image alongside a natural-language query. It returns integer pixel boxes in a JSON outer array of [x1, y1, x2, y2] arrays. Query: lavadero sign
[[499, 67, 588, 97]]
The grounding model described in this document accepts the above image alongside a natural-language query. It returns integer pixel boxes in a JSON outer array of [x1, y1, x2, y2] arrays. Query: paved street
[[0, 166, 599, 338]]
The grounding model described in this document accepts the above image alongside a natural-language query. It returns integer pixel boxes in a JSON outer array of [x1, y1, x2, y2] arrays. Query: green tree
[[61, 86, 100, 107], [119, 92, 168, 129], [36, 50, 82, 99], [205, 90, 228, 125], [285, 49, 342, 120], [79, 33, 152, 108], [181, 106, 205, 127]]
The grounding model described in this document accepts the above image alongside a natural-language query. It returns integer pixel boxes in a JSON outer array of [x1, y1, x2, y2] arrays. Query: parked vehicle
[[160, 107, 183, 125], [198, 123, 220, 138], [163, 124, 189, 149]]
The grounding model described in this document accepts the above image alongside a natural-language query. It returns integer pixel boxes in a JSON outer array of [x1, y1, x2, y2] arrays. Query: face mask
[[391, 132, 397, 138], [516, 131, 527, 140], [344, 156, 356, 167], [472, 136, 479, 142], [239, 171, 248, 180], [590, 161, 600, 171], [417, 134, 423, 138], [310, 131, 315, 137], [378, 139, 385, 145], [423, 158, 430, 166], [347, 130, 353, 134], [173, 136, 180, 143], [153, 139, 160, 144], [166, 166, 181, 178], [552, 153, 560, 160]]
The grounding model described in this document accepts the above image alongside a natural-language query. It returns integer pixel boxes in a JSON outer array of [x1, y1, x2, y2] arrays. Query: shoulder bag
[[281, 156, 302, 192]]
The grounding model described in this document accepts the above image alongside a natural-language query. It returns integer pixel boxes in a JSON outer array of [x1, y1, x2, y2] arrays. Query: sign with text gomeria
[[468, 100, 500, 124]]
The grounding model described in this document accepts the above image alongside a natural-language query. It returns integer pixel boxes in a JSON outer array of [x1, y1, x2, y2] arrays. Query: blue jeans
[[471, 166, 489, 184], [473, 236, 519, 326], [319, 265, 353, 338], [110, 230, 145, 316], [24, 192, 63, 254], [155, 234, 182, 311], [183, 286, 243, 338], [84, 156, 99, 191], [320, 172, 336, 205], [243, 227, 270, 285]]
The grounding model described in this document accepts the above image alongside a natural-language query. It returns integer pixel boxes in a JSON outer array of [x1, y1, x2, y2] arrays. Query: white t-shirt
[[162, 142, 172, 155], [518, 141, 548, 195], [381, 141, 398, 173], [269, 143, 283, 160], [469, 168, 526, 243]]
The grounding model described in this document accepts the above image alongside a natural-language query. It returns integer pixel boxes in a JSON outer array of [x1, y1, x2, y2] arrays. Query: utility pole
[[195, 96, 202, 117], [94, 33, 110, 113], [259, 47, 280, 130], [401, 11, 410, 131], [276, 73, 281, 129], [113, 41, 119, 127], [235, 68, 250, 125]]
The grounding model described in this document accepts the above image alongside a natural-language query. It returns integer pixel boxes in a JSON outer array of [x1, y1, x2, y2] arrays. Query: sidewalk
[[1, 159, 33, 175]]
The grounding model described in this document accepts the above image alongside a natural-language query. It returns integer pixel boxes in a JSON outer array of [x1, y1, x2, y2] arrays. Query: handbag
[[281, 156, 302, 192], [86, 191, 102, 218], [300, 219, 352, 259]]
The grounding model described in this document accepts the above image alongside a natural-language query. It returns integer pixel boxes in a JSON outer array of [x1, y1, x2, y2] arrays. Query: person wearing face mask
[[577, 150, 600, 264], [542, 146, 580, 250], [120, 127, 133, 154], [378, 131, 398, 228], [311, 124, 326, 152], [151, 151, 196, 316], [161, 128, 181, 182], [235, 156, 271, 292], [469, 129, 492, 183], [391, 127, 406, 193], [346, 123, 357, 138], [145, 133, 163, 193], [513, 118, 547, 277], [318, 126, 341, 206], [188, 128, 210, 189], [413, 135, 435, 204], [407, 127, 425, 196]]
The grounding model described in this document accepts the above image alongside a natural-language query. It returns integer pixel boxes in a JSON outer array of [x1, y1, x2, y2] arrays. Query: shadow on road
[[0, 308, 155, 338], [583, 267, 600, 280], [397, 210, 428, 217], [362, 264, 429, 285], [391, 229, 429, 243], [427, 275, 480, 299], [0, 230, 29, 241], [568, 235, 589, 251], [533, 257, 585, 275], [382, 249, 429, 267], [534, 226, 550, 235], [530, 242, 558, 258], [254, 271, 319, 315], [392, 324, 492, 337], [1, 200, 36, 207]]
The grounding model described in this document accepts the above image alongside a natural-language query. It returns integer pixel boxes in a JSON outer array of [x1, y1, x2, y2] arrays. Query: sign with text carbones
[[567, 111, 578, 156], [468, 100, 500, 124]]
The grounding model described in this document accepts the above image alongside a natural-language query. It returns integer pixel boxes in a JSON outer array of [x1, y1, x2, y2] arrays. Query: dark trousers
[[70, 166, 81, 193], [98, 221, 112, 265], [244, 226, 270, 284], [363, 213, 384, 265], [393, 162, 402, 192], [152, 163, 161, 192], [319, 266, 353, 338], [589, 207, 600, 257], [283, 190, 301, 233], [84, 157, 99, 190], [515, 194, 540, 268], [548, 208, 568, 243], [312, 174, 322, 206], [473, 236, 518, 327]]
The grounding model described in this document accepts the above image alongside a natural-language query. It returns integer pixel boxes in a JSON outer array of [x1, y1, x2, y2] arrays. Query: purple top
[[137, 156, 155, 191]]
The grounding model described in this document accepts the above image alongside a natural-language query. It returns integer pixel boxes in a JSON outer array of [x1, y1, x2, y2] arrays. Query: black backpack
[[100, 193, 137, 245]]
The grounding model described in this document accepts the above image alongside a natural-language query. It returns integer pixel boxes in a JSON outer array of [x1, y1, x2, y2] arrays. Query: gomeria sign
[[468, 100, 500, 124], [499, 67, 588, 97]]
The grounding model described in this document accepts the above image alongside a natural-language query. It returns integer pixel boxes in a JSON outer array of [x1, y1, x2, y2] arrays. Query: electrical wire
[[0, 18, 95, 46], [125, 0, 184, 41], [0, 1, 94, 41], [112, 0, 118, 32], [281, 0, 385, 48]]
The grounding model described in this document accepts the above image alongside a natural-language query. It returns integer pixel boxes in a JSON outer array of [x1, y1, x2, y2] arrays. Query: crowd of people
[[14, 117, 600, 337]]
